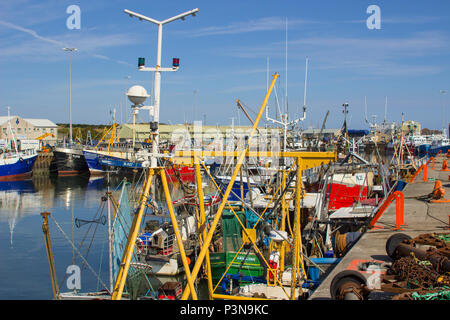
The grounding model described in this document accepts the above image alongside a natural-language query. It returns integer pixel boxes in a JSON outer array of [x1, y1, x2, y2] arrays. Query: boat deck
[[309, 155, 450, 300]]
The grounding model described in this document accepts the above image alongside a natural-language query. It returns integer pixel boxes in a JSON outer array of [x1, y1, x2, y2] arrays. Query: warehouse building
[[0, 115, 58, 147]]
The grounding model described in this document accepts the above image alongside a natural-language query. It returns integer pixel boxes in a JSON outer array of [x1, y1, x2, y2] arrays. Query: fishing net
[[411, 287, 450, 300], [434, 234, 450, 243], [222, 210, 246, 251], [112, 182, 134, 281], [112, 181, 155, 299]]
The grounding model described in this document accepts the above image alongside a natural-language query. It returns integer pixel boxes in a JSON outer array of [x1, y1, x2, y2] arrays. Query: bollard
[[369, 191, 405, 231], [409, 164, 427, 183], [429, 180, 450, 203], [394, 191, 405, 231], [441, 160, 450, 172]]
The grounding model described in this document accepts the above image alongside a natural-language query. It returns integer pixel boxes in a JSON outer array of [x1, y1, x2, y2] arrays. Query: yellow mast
[[111, 168, 154, 300], [195, 158, 214, 299], [180, 73, 280, 300]]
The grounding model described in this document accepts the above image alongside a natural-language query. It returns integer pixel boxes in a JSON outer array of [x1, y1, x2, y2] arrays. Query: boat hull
[[83, 149, 195, 182], [53, 147, 89, 175], [82, 150, 104, 174], [0, 154, 37, 181], [210, 251, 264, 285], [143, 256, 183, 276], [426, 145, 450, 157]]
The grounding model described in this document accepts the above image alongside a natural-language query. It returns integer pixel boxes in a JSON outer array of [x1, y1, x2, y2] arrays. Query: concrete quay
[[309, 155, 450, 300]]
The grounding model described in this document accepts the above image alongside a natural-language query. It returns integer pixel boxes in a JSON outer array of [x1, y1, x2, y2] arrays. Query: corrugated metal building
[[116, 123, 281, 141], [0, 116, 58, 142]]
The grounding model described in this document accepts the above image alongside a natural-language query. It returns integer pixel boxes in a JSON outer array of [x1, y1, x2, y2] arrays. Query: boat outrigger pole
[[180, 73, 280, 300], [41, 212, 60, 300]]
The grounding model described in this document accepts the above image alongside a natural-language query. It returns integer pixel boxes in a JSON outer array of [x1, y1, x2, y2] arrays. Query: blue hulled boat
[[0, 149, 37, 181]]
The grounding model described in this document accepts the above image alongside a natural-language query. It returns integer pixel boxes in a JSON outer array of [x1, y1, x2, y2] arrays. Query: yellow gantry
[[110, 73, 336, 301]]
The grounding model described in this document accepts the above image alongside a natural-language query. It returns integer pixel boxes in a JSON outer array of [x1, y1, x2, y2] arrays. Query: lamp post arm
[[161, 8, 199, 25], [124, 9, 161, 24]]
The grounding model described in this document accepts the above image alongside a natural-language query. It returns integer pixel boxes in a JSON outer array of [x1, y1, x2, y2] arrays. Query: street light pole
[[62, 47, 77, 144], [124, 8, 199, 168]]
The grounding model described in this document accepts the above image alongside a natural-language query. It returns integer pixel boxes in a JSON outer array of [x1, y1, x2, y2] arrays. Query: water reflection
[[0, 171, 198, 299], [0, 180, 37, 246], [0, 173, 132, 299]]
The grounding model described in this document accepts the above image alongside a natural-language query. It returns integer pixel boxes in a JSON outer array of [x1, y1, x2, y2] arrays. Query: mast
[[285, 17, 288, 119], [384, 96, 388, 124], [107, 172, 113, 293], [7, 106, 18, 153], [302, 57, 308, 118]]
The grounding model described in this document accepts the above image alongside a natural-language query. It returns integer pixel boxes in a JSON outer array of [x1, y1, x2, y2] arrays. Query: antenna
[[301, 56, 308, 121], [384, 96, 388, 124], [266, 57, 270, 122], [364, 96, 369, 124], [295, 56, 308, 122], [285, 17, 288, 118]]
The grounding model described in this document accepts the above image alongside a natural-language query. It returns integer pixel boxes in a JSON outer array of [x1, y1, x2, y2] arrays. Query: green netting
[[222, 209, 246, 251], [113, 182, 134, 280], [411, 287, 450, 300], [434, 234, 450, 243]]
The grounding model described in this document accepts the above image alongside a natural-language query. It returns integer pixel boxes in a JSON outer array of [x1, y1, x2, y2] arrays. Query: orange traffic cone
[[446, 150, 450, 159], [430, 180, 450, 203], [441, 160, 450, 172]]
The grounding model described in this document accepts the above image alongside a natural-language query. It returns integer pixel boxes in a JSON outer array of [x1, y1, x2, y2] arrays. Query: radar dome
[[126, 85, 150, 105]]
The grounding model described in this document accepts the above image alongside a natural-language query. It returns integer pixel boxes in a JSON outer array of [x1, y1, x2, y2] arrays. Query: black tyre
[[385, 233, 412, 260], [330, 270, 367, 300]]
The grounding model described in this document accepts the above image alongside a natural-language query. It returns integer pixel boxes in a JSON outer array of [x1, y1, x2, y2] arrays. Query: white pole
[[303, 57, 308, 110], [107, 185, 113, 293], [285, 17, 288, 118], [441, 90, 447, 135], [7, 106, 18, 153], [132, 107, 136, 148], [123, 8, 199, 167], [123, 76, 130, 124], [63, 47, 77, 145], [69, 53, 72, 144], [193, 90, 197, 123], [151, 23, 163, 168]]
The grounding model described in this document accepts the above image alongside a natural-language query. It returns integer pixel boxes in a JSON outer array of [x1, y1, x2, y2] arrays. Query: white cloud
[[0, 20, 135, 66], [217, 31, 449, 77], [0, 20, 63, 46], [344, 16, 440, 24], [179, 16, 319, 37]]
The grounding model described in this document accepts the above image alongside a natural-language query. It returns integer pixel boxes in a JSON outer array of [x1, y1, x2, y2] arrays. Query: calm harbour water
[[0, 173, 191, 300]]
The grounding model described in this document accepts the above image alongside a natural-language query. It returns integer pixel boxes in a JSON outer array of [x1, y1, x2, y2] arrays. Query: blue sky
[[0, 0, 449, 130]]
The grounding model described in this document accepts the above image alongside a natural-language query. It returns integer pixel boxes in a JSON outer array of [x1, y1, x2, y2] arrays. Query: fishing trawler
[[0, 108, 38, 180], [52, 143, 89, 175]]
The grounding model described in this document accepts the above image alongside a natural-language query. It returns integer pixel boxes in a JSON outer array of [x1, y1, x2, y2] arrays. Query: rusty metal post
[[41, 212, 60, 300]]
